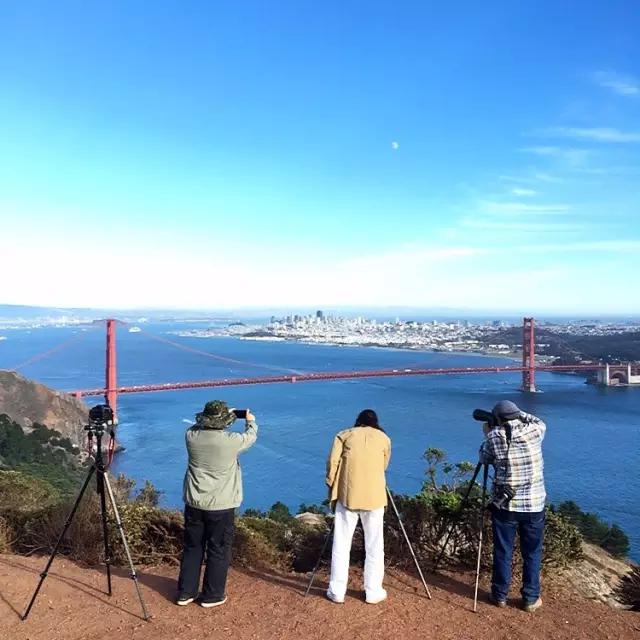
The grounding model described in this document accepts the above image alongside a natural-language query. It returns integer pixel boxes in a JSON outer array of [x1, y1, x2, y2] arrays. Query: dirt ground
[[1, 554, 638, 640]]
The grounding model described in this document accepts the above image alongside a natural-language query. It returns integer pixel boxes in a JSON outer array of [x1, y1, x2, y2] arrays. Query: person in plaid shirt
[[480, 400, 546, 612]]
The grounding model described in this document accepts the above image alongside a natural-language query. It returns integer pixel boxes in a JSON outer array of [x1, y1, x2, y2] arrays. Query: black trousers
[[177, 504, 235, 599]]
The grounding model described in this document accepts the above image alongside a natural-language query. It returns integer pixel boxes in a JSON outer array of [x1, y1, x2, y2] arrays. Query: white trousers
[[327, 501, 386, 601]]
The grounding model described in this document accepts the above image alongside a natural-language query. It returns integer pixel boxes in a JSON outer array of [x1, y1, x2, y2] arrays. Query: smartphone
[[232, 409, 248, 419]]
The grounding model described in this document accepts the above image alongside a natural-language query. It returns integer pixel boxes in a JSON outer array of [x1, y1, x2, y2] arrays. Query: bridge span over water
[[71, 317, 619, 421]]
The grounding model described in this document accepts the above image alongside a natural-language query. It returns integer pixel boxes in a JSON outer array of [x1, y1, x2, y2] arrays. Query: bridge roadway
[[73, 363, 603, 397]]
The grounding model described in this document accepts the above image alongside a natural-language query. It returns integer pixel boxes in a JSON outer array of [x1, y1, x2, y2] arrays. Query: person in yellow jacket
[[325, 409, 391, 604]]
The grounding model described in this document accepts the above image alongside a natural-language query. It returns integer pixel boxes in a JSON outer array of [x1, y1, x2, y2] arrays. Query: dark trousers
[[177, 505, 235, 599], [491, 508, 544, 603]]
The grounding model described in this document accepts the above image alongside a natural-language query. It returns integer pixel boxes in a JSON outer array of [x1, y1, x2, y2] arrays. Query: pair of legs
[[177, 504, 235, 601], [328, 501, 386, 602], [491, 508, 545, 604]]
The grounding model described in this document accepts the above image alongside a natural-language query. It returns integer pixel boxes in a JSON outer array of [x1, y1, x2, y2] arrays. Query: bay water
[[1, 322, 638, 560]]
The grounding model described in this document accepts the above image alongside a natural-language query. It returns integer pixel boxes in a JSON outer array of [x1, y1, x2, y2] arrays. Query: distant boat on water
[[128, 326, 141, 333]]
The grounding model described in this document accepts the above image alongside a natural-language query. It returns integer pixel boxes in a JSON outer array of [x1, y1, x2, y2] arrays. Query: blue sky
[[1, 2, 639, 313]]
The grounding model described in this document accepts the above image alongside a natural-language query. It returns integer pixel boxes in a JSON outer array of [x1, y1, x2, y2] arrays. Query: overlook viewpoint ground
[[1, 554, 638, 640]]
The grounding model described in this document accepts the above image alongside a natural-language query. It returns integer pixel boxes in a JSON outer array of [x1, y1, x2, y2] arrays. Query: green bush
[[554, 501, 630, 558]]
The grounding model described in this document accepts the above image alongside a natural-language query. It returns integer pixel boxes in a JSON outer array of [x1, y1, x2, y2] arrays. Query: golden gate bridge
[[35, 317, 608, 422]]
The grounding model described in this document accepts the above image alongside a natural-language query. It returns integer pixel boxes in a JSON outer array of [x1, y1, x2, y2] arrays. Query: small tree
[[267, 501, 293, 524], [601, 524, 630, 558]]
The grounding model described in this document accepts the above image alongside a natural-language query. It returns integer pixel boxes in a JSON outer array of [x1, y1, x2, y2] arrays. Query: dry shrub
[[111, 503, 183, 565], [0, 470, 60, 513], [0, 516, 15, 552], [233, 518, 291, 571], [615, 565, 640, 611]]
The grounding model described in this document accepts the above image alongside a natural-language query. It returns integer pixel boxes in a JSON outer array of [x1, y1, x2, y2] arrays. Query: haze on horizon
[[1, 3, 639, 314]]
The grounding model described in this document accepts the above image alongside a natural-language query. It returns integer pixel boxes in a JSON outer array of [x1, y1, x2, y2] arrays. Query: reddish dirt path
[[1, 554, 638, 640]]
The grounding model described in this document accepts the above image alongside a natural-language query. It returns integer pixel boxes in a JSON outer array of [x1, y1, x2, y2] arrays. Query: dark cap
[[492, 400, 521, 421], [195, 400, 235, 430]]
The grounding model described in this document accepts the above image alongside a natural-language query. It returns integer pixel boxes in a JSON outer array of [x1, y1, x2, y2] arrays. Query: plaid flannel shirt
[[480, 412, 546, 513]]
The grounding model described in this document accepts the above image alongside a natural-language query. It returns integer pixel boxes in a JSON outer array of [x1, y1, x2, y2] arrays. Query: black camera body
[[85, 404, 115, 433], [232, 409, 248, 419], [490, 484, 516, 510], [89, 404, 114, 425]]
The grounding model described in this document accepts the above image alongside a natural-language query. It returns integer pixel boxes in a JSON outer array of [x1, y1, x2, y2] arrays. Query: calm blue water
[[1, 322, 639, 560]]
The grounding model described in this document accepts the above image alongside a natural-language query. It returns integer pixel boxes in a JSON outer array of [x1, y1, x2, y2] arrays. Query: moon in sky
[[391, 141, 399, 150]]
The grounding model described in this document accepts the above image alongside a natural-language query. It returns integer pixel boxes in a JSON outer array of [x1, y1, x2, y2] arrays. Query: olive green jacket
[[326, 426, 391, 511], [183, 420, 258, 511]]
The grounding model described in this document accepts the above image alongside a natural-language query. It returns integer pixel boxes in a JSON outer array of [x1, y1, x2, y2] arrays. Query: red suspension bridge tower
[[105, 319, 118, 420], [521, 317, 536, 393]]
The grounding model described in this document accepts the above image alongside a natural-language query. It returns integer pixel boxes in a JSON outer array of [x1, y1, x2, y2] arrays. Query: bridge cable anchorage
[[10, 325, 99, 371], [123, 322, 304, 376]]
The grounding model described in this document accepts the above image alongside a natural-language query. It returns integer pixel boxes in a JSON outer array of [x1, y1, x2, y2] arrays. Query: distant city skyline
[[1, 3, 639, 313]]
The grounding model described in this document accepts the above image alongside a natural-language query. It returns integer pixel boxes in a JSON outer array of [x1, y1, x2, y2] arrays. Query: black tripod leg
[[387, 488, 432, 599], [304, 519, 335, 597], [103, 473, 151, 621], [473, 464, 490, 612], [432, 461, 483, 573], [97, 470, 113, 596], [22, 466, 96, 621]]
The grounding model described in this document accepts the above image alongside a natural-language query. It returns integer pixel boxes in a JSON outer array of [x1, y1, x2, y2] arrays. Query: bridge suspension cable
[[10, 326, 98, 371], [126, 322, 304, 376]]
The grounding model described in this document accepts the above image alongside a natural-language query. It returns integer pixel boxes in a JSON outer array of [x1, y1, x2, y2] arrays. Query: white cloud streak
[[479, 201, 572, 215], [460, 218, 583, 232], [511, 188, 537, 197], [592, 71, 640, 97], [545, 127, 640, 143], [521, 145, 592, 166]]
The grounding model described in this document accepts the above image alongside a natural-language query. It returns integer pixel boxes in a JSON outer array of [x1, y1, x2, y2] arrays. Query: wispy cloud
[[592, 71, 639, 97], [511, 187, 537, 197], [460, 218, 583, 232], [545, 126, 640, 143], [499, 172, 562, 184], [533, 172, 562, 183], [521, 145, 592, 166], [479, 200, 571, 215]]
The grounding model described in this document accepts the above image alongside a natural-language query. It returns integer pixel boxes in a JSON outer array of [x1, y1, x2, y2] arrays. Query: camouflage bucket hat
[[195, 400, 235, 430]]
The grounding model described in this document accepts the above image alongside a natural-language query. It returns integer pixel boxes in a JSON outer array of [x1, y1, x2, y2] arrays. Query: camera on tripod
[[88, 404, 114, 426]]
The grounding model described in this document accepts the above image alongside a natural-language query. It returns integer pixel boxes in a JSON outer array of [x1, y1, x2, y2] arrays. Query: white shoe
[[326, 590, 345, 604], [365, 590, 388, 605], [200, 596, 227, 608]]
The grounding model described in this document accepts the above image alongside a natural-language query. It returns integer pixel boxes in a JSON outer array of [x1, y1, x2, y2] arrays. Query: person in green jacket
[[177, 400, 258, 608]]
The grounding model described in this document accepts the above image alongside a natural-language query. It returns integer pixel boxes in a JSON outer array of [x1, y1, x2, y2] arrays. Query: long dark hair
[[354, 409, 385, 432]]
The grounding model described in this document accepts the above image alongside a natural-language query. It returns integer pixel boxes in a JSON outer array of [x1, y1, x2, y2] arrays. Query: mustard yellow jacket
[[326, 426, 391, 511]]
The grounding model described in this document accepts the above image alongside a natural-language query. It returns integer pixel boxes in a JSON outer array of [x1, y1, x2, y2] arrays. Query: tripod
[[22, 413, 150, 621], [431, 460, 490, 612], [304, 487, 432, 600]]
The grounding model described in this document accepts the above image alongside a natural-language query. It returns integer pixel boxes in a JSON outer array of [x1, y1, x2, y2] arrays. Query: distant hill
[[0, 370, 88, 448]]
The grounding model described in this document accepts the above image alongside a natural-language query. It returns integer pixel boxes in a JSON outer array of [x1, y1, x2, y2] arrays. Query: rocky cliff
[[0, 370, 88, 448]]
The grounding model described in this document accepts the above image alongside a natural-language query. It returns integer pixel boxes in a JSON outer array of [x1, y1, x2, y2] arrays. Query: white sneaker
[[365, 590, 388, 605], [326, 590, 345, 604], [200, 596, 228, 608]]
